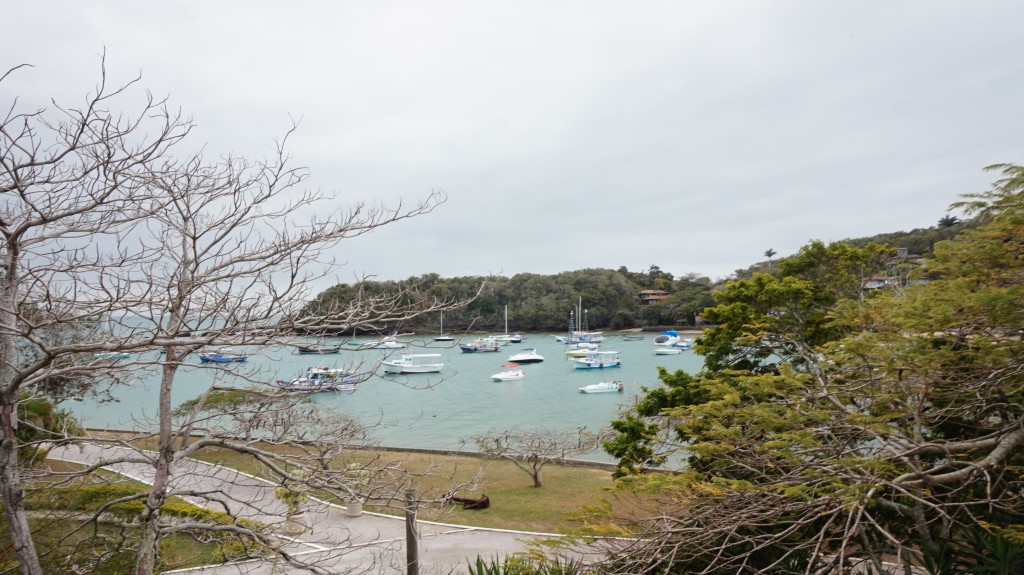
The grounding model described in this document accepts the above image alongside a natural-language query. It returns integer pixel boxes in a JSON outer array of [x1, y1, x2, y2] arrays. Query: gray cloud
[[4, 1, 1022, 290]]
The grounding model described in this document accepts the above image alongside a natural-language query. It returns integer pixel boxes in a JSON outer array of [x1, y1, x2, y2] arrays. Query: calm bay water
[[71, 334, 702, 461]]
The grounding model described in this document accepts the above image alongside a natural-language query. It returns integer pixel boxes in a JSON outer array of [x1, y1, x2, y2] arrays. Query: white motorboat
[[653, 330, 681, 346], [492, 366, 525, 381], [382, 353, 444, 374], [568, 350, 622, 370], [508, 348, 544, 363], [276, 366, 356, 392], [360, 336, 406, 350], [198, 348, 247, 363], [564, 345, 591, 358], [578, 380, 624, 394], [653, 347, 682, 355]]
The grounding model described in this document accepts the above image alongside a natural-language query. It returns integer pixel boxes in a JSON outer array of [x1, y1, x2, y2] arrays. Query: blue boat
[[92, 352, 131, 360]]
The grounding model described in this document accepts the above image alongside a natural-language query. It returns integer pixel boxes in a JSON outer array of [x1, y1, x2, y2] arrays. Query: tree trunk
[[0, 252, 45, 575], [0, 399, 45, 575], [530, 455, 543, 488], [133, 361, 178, 575]]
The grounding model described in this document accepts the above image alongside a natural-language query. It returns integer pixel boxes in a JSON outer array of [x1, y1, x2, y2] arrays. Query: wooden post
[[405, 487, 418, 575]]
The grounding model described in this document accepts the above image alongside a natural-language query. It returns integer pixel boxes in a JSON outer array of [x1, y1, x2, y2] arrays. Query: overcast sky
[[5, 1, 1023, 289]]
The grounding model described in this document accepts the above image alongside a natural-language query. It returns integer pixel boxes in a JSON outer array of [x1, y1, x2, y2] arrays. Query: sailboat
[[434, 310, 455, 342], [493, 305, 525, 344], [554, 297, 605, 344]]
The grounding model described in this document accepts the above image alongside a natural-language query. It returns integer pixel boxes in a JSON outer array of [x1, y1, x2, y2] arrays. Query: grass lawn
[[3, 437, 645, 573], [188, 444, 639, 534], [77, 431, 648, 534], [1, 461, 234, 573]]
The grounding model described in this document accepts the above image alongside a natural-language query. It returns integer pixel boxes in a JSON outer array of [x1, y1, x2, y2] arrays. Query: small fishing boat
[[578, 380, 624, 394], [296, 343, 343, 354], [459, 337, 502, 353], [382, 353, 444, 374], [198, 349, 248, 364], [508, 348, 544, 363], [568, 350, 621, 370], [358, 336, 406, 350], [276, 366, 356, 392]]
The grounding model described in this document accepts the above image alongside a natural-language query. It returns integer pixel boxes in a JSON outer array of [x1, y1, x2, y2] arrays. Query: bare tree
[[471, 427, 603, 488], [1, 59, 194, 574], [2, 59, 479, 574]]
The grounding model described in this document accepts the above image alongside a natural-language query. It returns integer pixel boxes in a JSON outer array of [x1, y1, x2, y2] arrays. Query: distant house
[[889, 247, 925, 266], [863, 247, 927, 291], [863, 275, 896, 290], [638, 289, 669, 305]]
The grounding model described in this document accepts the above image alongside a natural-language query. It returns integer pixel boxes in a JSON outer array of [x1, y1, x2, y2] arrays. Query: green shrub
[[468, 555, 589, 575]]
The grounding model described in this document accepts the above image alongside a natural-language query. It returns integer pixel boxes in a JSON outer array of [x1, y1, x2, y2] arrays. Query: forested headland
[[300, 216, 976, 336]]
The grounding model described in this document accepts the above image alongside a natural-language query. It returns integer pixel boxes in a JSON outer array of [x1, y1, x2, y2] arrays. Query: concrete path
[[47, 443, 603, 574]]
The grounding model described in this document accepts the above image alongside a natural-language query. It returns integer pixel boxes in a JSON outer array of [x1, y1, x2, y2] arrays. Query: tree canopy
[[600, 164, 1024, 574], [301, 267, 716, 334]]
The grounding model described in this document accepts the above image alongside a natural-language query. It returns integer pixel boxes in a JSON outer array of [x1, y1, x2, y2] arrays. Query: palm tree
[[937, 214, 961, 228], [763, 248, 777, 268]]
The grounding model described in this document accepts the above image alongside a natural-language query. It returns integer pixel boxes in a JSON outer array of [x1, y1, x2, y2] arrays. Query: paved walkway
[[48, 443, 604, 574]]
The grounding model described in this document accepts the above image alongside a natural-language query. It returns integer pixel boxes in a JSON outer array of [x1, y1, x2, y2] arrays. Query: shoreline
[[84, 428, 620, 471]]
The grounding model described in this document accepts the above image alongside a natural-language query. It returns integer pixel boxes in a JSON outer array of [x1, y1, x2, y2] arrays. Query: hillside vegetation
[[301, 217, 976, 335]]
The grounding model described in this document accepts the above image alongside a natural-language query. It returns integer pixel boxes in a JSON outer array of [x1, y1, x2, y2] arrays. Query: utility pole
[[405, 487, 419, 575]]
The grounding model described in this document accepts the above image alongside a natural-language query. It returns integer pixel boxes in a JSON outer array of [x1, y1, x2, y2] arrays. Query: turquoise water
[[70, 334, 702, 460]]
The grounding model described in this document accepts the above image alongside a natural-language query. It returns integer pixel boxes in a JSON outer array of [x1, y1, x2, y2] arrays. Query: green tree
[[695, 240, 884, 373], [14, 394, 80, 465], [598, 167, 1024, 573]]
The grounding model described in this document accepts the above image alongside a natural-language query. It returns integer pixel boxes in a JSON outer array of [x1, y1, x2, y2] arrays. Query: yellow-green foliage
[[26, 484, 265, 531]]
